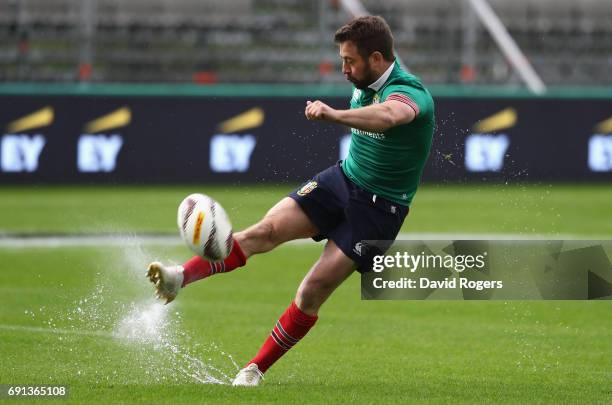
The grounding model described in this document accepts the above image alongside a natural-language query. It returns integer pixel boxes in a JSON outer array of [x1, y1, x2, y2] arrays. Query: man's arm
[[305, 99, 416, 133]]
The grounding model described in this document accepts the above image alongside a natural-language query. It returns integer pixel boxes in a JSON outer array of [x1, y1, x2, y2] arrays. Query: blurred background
[[0, 0, 610, 86], [1, 0, 611, 185]]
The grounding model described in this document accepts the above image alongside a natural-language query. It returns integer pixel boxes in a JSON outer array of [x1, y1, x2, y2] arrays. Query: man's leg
[[234, 197, 319, 257], [180, 197, 319, 285], [241, 239, 354, 378], [148, 197, 319, 303]]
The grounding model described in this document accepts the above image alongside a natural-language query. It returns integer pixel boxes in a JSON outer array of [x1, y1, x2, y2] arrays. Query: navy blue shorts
[[289, 162, 409, 273]]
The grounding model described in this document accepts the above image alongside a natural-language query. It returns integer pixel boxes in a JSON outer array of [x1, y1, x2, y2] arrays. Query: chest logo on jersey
[[372, 93, 380, 104], [297, 181, 318, 196], [351, 127, 386, 140]]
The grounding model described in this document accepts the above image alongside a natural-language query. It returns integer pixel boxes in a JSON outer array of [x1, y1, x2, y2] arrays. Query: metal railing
[[0, 0, 610, 86]]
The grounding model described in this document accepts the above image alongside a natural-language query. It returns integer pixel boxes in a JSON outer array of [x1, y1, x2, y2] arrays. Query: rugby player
[[147, 15, 435, 386]]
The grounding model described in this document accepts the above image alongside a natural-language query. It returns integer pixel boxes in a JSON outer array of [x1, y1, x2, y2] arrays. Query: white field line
[[0, 233, 607, 248], [0, 323, 114, 338], [0, 235, 183, 248]]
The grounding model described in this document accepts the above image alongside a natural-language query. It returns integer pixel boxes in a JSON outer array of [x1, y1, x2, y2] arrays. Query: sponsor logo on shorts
[[297, 181, 317, 196], [353, 242, 364, 256]]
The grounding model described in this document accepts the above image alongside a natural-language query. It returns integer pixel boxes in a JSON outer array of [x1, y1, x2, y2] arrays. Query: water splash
[[32, 232, 238, 385], [113, 300, 235, 384], [115, 301, 168, 342]]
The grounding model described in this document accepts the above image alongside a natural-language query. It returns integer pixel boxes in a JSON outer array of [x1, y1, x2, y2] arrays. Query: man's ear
[[369, 51, 384, 67]]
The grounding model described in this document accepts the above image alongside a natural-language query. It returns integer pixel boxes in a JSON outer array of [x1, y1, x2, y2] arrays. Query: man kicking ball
[[147, 15, 434, 386]]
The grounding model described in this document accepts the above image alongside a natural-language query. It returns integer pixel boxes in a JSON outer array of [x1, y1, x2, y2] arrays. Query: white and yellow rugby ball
[[177, 193, 233, 261]]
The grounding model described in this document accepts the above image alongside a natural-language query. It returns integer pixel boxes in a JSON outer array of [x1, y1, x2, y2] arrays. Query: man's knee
[[295, 271, 336, 314], [237, 218, 279, 248], [295, 283, 322, 315], [295, 242, 355, 314], [298, 273, 335, 297], [254, 219, 279, 245]]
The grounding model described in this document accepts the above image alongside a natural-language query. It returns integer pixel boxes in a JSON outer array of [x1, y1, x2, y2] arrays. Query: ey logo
[[588, 116, 612, 172], [1, 107, 53, 173], [465, 108, 516, 172], [77, 107, 130, 172], [210, 107, 262, 173]]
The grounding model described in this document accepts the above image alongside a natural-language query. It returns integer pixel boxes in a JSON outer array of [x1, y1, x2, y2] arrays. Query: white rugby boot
[[232, 363, 264, 387], [146, 261, 184, 304]]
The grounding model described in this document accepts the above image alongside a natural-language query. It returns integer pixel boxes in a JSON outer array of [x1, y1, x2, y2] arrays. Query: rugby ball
[[177, 193, 233, 261]]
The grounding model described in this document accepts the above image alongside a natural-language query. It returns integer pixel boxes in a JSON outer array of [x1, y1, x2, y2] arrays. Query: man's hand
[[305, 98, 416, 133], [305, 100, 338, 122]]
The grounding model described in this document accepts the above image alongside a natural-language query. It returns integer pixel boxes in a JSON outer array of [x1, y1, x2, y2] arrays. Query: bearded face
[[338, 41, 378, 90], [346, 61, 377, 90]]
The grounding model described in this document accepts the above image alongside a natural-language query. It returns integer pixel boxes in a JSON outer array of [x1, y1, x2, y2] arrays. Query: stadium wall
[[1, 84, 611, 184]]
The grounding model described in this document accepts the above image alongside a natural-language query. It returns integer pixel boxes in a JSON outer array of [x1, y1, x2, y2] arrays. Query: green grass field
[[1, 184, 611, 403], [1, 183, 612, 236]]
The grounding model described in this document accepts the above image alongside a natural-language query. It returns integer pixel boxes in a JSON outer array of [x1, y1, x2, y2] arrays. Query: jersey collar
[[367, 61, 395, 92]]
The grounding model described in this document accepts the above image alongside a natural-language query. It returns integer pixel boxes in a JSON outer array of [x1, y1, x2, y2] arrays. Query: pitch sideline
[[0, 232, 601, 249]]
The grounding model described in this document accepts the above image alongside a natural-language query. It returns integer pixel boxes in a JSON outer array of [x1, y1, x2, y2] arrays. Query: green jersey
[[341, 60, 435, 206]]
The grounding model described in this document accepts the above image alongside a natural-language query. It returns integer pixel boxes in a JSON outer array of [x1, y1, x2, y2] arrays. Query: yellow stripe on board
[[473, 108, 517, 133], [218, 107, 264, 133], [7, 107, 54, 132], [84, 107, 131, 133], [594, 117, 612, 134]]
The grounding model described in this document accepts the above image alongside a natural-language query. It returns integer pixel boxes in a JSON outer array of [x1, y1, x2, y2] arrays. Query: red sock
[[247, 301, 318, 373], [181, 240, 247, 287]]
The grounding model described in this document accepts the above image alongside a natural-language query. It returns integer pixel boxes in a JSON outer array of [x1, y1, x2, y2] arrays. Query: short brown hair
[[334, 15, 395, 62]]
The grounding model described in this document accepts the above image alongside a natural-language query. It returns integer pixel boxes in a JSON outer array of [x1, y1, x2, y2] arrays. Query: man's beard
[[346, 63, 377, 90]]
